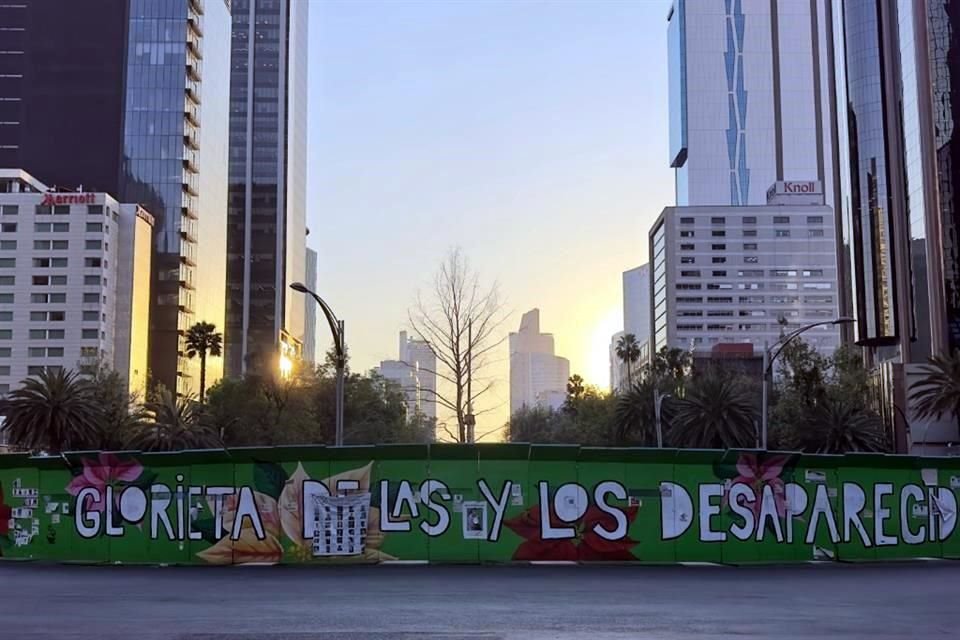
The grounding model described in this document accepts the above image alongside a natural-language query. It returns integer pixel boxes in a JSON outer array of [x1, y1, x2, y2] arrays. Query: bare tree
[[408, 248, 508, 442]]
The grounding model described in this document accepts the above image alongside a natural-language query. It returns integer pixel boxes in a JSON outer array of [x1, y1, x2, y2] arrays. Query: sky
[[306, 0, 674, 437]]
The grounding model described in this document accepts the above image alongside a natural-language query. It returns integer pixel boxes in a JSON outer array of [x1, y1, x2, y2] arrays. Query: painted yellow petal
[[279, 462, 310, 546], [196, 535, 235, 565], [232, 531, 283, 565], [324, 461, 373, 494], [362, 548, 397, 562]]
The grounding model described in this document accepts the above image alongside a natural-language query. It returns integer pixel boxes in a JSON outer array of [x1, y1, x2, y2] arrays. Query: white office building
[[668, 0, 840, 213], [649, 185, 841, 357], [610, 264, 652, 391], [509, 309, 570, 414], [376, 331, 437, 425], [0, 169, 153, 396]]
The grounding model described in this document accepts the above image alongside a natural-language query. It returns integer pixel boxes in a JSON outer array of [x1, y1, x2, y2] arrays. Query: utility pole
[[465, 319, 475, 443]]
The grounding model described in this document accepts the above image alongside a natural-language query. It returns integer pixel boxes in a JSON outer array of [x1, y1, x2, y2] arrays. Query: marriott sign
[[40, 192, 97, 206]]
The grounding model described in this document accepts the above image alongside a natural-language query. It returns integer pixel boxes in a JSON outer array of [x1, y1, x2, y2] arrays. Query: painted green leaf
[[253, 461, 288, 500]]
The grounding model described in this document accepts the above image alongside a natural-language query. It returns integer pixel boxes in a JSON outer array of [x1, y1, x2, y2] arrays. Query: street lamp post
[[760, 317, 854, 449], [654, 389, 670, 448], [290, 282, 346, 446]]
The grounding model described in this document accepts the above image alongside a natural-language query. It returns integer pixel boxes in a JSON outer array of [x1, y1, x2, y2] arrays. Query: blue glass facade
[[667, 0, 687, 170]]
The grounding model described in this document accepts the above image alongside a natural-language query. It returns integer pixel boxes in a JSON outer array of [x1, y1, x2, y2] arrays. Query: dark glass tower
[[225, 0, 308, 377], [0, 0, 231, 396]]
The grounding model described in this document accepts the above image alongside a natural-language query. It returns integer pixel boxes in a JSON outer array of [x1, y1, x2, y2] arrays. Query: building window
[[742, 216, 757, 224], [32, 276, 48, 286], [0, 311, 10, 321], [87, 205, 103, 216], [680, 217, 694, 224], [80, 347, 98, 358], [712, 270, 727, 277], [676, 296, 703, 303], [770, 270, 798, 277], [680, 257, 695, 264], [51, 276, 66, 285], [707, 283, 733, 290], [84, 258, 102, 268], [680, 230, 695, 238], [706, 296, 733, 303], [82, 310, 98, 321], [0, 348, 10, 357], [711, 244, 726, 250], [743, 229, 757, 237], [775, 230, 791, 238], [676, 324, 703, 331], [0, 330, 12, 339], [0, 294, 12, 303], [711, 217, 726, 224], [712, 230, 726, 237], [0, 276, 12, 286], [50, 293, 65, 303], [0, 240, 14, 250], [680, 270, 701, 277], [803, 269, 824, 277], [803, 282, 832, 290], [35, 205, 52, 216], [53, 206, 69, 215], [33, 240, 50, 250], [773, 216, 790, 224], [676, 283, 702, 290], [808, 229, 825, 238], [85, 239, 102, 250], [82, 293, 99, 303], [1, 205, 17, 216], [807, 216, 824, 224], [34, 223, 50, 232], [83, 275, 100, 285], [0, 258, 15, 269], [86, 223, 103, 232], [744, 256, 759, 264], [53, 240, 68, 250], [53, 223, 68, 232], [712, 257, 726, 264], [680, 243, 695, 250], [1, 223, 16, 233], [82, 329, 98, 339]]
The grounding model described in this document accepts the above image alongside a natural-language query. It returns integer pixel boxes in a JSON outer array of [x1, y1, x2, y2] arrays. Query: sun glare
[[585, 306, 622, 391]]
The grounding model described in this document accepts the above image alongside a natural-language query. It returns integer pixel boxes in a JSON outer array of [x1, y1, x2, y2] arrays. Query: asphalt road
[[0, 562, 956, 639]]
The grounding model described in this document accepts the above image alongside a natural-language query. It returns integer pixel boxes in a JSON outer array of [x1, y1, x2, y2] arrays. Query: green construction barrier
[[0, 445, 958, 566]]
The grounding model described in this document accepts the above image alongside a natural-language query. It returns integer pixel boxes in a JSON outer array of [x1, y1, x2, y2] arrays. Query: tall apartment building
[[509, 309, 570, 414], [0, 0, 231, 397], [832, 0, 960, 453], [0, 170, 152, 395], [610, 264, 652, 391], [225, 0, 309, 378], [303, 247, 318, 365], [649, 195, 842, 357], [376, 331, 438, 427]]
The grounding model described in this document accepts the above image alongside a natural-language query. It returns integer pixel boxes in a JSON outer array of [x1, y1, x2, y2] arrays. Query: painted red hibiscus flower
[[66, 453, 144, 512], [504, 503, 639, 562], [727, 452, 791, 518], [0, 482, 11, 536]]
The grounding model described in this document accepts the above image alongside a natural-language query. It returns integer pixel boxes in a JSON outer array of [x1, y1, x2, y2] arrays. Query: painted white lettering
[[873, 483, 897, 546], [206, 487, 234, 539], [477, 479, 512, 542], [379, 480, 410, 532], [934, 487, 958, 542], [842, 483, 871, 547], [698, 484, 726, 542], [728, 483, 756, 541], [805, 484, 839, 544], [231, 486, 265, 541], [188, 486, 203, 541], [539, 481, 575, 540], [118, 486, 147, 525], [104, 486, 123, 536], [76, 487, 101, 539], [660, 482, 693, 540], [756, 484, 784, 542], [419, 479, 451, 537], [150, 484, 175, 540], [592, 481, 628, 541], [784, 483, 808, 544], [553, 483, 588, 523], [900, 484, 925, 545]]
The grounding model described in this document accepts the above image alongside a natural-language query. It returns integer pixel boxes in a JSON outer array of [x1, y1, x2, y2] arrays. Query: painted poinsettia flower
[[505, 502, 640, 562], [0, 482, 11, 537], [727, 452, 791, 518], [65, 453, 144, 512]]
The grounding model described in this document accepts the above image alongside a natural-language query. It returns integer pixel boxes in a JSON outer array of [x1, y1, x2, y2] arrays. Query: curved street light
[[290, 282, 345, 446], [760, 317, 854, 449]]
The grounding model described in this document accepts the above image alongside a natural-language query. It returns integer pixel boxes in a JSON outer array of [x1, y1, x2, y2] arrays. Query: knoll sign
[[765, 180, 825, 205], [1, 447, 959, 565]]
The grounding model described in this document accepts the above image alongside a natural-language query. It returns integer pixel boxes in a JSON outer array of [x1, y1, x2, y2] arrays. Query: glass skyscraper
[[0, 0, 231, 396], [226, 0, 308, 377]]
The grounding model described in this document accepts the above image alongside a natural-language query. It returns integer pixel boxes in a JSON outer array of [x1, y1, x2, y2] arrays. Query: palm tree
[[185, 321, 222, 402], [797, 396, 887, 453], [615, 333, 641, 391], [128, 388, 221, 451], [669, 371, 757, 449], [0, 368, 101, 453], [614, 378, 659, 445], [909, 351, 960, 427], [566, 374, 585, 401]]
